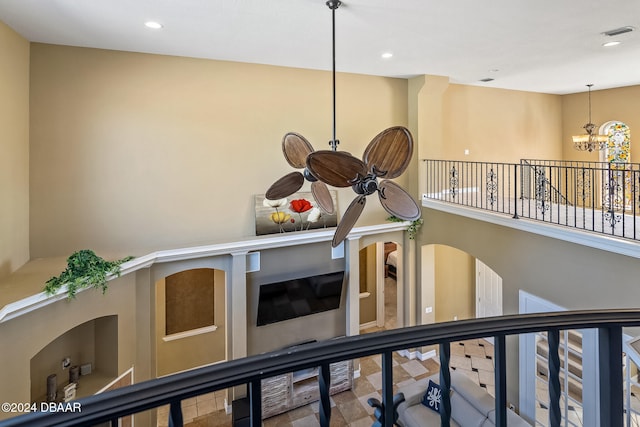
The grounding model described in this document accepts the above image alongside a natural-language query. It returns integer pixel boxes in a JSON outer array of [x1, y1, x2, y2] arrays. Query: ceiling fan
[[265, 0, 420, 248]]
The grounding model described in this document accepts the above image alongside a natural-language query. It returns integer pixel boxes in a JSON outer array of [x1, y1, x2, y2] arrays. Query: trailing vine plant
[[386, 216, 424, 240], [44, 250, 134, 299]]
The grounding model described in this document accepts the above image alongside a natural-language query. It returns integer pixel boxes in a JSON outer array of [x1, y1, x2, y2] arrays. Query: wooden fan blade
[[311, 181, 335, 214], [307, 150, 367, 188], [283, 132, 314, 169], [265, 171, 304, 200], [378, 180, 421, 221], [363, 126, 413, 179], [332, 195, 366, 248]]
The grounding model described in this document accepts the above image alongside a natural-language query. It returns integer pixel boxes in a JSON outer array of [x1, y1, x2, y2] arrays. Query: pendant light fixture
[[573, 84, 607, 152]]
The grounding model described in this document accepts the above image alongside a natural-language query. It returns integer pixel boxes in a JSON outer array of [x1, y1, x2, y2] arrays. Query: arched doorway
[[421, 244, 502, 324]]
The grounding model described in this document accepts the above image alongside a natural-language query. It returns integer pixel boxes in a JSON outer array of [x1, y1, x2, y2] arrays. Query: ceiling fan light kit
[[265, 0, 420, 248]]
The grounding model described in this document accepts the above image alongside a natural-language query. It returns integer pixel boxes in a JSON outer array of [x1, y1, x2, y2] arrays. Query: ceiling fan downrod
[[326, 0, 341, 151]]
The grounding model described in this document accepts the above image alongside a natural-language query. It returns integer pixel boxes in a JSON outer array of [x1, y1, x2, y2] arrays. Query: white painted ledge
[[423, 199, 640, 259], [162, 325, 218, 342], [0, 222, 410, 324]]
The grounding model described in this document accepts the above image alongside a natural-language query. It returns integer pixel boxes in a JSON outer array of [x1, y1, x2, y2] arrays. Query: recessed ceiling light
[[381, 52, 393, 59], [145, 21, 163, 29], [603, 41, 621, 47]]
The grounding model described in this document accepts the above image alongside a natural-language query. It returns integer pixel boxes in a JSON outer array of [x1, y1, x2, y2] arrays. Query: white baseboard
[[397, 348, 437, 361], [353, 367, 361, 379], [359, 321, 378, 330]]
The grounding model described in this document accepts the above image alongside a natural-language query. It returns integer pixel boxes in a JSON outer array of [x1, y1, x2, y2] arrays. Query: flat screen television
[[256, 271, 345, 326]]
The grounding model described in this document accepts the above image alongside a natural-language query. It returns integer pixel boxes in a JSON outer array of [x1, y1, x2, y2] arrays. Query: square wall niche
[[30, 315, 118, 402]]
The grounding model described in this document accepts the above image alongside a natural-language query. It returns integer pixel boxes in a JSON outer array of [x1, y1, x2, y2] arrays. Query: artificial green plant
[[43, 249, 134, 299], [386, 216, 424, 240]]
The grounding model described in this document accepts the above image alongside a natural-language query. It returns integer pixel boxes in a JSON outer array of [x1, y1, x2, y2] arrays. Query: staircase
[[536, 330, 583, 404]]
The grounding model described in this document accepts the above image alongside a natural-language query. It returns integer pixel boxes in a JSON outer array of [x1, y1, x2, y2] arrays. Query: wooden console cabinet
[[261, 360, 353, 419]]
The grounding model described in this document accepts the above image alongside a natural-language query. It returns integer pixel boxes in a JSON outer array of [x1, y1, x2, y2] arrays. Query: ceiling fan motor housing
[[353, 174, 379, 196], [303, 168, 318, 182]]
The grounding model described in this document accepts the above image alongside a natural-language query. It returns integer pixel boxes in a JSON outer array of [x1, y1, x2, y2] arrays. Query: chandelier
[[573, 84, 607, 152]]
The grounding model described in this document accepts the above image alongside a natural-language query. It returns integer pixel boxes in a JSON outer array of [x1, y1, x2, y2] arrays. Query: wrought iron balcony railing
[[2, 310, 640, 427], [422, 159, 640, 241]]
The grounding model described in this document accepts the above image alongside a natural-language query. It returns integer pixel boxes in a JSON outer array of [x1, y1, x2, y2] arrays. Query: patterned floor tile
[[449, 354, 472, 370], [477, 369, 495, 386], [336, 399, 370, 423], [471, 356, 494, 371], [401, 359, 429, 377]]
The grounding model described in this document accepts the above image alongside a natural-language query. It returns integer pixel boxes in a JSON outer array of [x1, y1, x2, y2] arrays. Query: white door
[[518, 291, 598, 427], [475, 259, 502, 319]]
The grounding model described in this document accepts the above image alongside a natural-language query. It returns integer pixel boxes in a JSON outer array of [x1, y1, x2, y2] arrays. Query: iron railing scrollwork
[[449, 166, 459, 198], [422, 159, 640, 242], [486, 168, 498, 208], [534, 166, 550, 214]]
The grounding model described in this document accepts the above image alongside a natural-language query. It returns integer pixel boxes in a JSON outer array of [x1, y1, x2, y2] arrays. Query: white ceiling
[[1, 0, 639, 95]]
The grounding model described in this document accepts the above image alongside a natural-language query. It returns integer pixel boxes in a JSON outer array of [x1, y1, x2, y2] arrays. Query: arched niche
[[155, 268, 226, 377], [30, 315, 118, 403]]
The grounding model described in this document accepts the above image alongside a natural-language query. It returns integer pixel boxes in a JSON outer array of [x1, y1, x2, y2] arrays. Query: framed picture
[[255, 191, 338, 236]]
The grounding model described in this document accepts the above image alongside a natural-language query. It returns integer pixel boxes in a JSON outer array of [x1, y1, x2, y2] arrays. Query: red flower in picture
[[290, 199, 312, 213]]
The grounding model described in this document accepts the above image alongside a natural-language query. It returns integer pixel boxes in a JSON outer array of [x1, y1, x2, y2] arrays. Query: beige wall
[[0, 21, 30, 279], [441, 84, 563, 162], [411, 76, 563, 163], [434, 245, 475, 323], [562, 85, 640, 161], [29, 43, 408, 258]]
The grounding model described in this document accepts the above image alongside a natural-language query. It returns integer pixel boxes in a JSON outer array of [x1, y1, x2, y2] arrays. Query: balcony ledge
[[0, 221, 409, 324], [423, 198, 640, 260]]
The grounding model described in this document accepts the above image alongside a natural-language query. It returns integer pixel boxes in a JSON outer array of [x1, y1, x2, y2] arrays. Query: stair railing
[[520, 159, 572, 207]]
